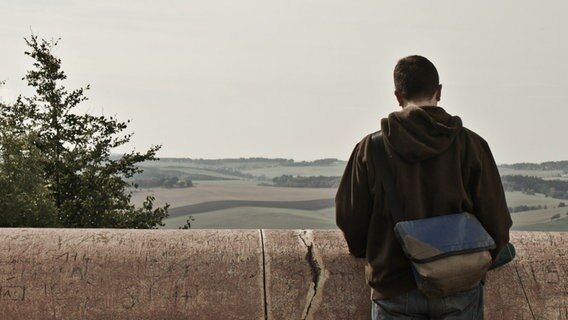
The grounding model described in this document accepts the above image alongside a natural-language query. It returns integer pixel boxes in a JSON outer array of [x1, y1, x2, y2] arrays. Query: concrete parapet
[[0, 229, 565, 319]]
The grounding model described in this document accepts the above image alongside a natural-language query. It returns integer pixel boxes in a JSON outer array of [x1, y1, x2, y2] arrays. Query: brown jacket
[[335, 106, 512, 300]]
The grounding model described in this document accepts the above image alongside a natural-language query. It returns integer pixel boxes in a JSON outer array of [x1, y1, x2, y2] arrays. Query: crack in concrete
[[515, 265, 536, 320], [260, 230, 268, 320], [298, 231, 322, 320]]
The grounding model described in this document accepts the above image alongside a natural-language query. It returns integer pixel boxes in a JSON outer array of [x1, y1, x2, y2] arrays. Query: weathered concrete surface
[[263, 230, 369, 320], [0, 229, 566, 319], [484, 232, 568, 320], [0, 229, 264, 320]]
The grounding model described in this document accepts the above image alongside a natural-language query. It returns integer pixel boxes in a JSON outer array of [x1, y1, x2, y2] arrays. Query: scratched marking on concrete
[[0, 229, 264, 320], [0, 286, 25, 301]]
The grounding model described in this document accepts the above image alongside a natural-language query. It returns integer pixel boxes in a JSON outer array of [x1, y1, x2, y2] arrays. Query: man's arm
[[336, 139, 374, 258], [470, 139, 513, 259]]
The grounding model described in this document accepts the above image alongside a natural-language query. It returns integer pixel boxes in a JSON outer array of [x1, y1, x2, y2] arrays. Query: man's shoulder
[[360, 130, 380, 142], [456, 127, 498, 169], [458, 126, 490, 148], [363, 131, 382, 144], [352, 131, 378, 151], [346, 131, 381, 164]]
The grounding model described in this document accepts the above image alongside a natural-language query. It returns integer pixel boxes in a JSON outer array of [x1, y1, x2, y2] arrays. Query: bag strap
[[370, 131, 407, 222]]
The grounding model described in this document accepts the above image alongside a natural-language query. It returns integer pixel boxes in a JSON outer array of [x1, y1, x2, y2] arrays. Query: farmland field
[[167, 199, 334, 217], [497, 167, 565, 178], [240, 164, 345, 179], [164, 207, 335, 229], [513, 216, 568, 231], [504, 191, 566, 208], [131, 180, 336, 209], [159, 167, 241, 179], [133, 181, 568, 230], [510, 207, 568, 226], [131, 158, 568, 231]]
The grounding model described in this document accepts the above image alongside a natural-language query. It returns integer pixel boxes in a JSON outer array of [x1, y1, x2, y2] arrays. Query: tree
[[0, 35, 168, 228], [0, 110, 58, 227], [178, 216, 195, 230]]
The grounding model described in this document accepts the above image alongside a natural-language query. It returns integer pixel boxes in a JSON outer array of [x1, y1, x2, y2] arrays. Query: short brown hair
[[394, 55, 439, 101]]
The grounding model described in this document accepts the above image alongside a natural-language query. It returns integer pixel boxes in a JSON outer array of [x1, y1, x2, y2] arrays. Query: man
[[335, 55, 512, 319]]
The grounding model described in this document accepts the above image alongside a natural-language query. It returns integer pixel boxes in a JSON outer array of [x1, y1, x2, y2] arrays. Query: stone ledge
[[0, 229, 565, 319]]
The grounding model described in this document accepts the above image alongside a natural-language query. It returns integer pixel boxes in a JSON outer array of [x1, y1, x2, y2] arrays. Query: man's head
[[393, 55, 441, 108]]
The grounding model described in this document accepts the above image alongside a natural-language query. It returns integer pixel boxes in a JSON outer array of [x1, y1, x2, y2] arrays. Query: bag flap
[[394, 212, 496, 262]]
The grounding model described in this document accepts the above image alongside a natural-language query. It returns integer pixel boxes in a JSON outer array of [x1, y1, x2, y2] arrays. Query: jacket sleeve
[[470, 139, 513, 259], [336, 139, 374, 258]]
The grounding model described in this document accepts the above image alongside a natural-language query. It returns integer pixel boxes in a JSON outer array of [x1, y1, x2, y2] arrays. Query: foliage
[[282, 158, 340, 167], [132, 168, 195, 188], [500, 161, 568, 171], [508, 204, 548, 213], [185, 157, 343, 169], [269, 175, 341, 188], [0, 35, 168, 228], [0, 113, 58, 227], [159, 176, 193, 188], [178, 216, 195, 229], [501, 175, 568, 200]]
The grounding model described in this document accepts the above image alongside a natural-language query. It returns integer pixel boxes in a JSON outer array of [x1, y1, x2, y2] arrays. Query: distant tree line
[[160, 157, 343, 168], [181, 157, 289, 165], [134, 176, 193, 189], [281, 158, 340, 167], [508, 202, 566, 213], [508, 204, 548, 213], [268, 175, 341, 188], [156, 166, 254, 180], [135, 165, 248, 184], [501, 175, 568, 199], [500, 161, 568, 171]]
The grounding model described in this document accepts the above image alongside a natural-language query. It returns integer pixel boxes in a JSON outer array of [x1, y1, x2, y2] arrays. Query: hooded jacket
[[335, 106, 512, 300]]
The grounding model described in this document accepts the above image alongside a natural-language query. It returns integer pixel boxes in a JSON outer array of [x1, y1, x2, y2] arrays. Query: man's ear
[[395, 91, 405, 107], [435, 84, 442, 102]]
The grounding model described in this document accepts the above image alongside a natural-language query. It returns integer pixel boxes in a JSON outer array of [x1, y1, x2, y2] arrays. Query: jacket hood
[[380, 106, 463, 162]]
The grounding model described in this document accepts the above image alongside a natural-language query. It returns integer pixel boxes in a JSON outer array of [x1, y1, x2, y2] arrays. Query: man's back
[[336, 105, 511, 299], [335, 55, 512, 319]]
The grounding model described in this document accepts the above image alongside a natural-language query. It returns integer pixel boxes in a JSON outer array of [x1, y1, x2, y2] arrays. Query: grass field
[[167, 199, 334, 218], [135, 182, 563, 211], [162, 167, 241, 179], [240, 164, 345, 179], [131, 180, 336, 209], [164, 207, 336, 229], [140, 165, 244, 180], [163, 205, 568, 230], [132, 181, 568, 230], [513, 216, 568, 231], [504, 191, 566, 208], [511, 206, 568, 226], [129, 159, 568, 231]]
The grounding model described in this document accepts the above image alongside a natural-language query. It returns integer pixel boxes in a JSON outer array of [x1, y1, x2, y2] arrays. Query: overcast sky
[[1, 1, 567, 164]]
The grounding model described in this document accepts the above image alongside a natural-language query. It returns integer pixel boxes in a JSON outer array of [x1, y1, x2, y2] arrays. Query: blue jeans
[[372, 284, 483, 320]]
